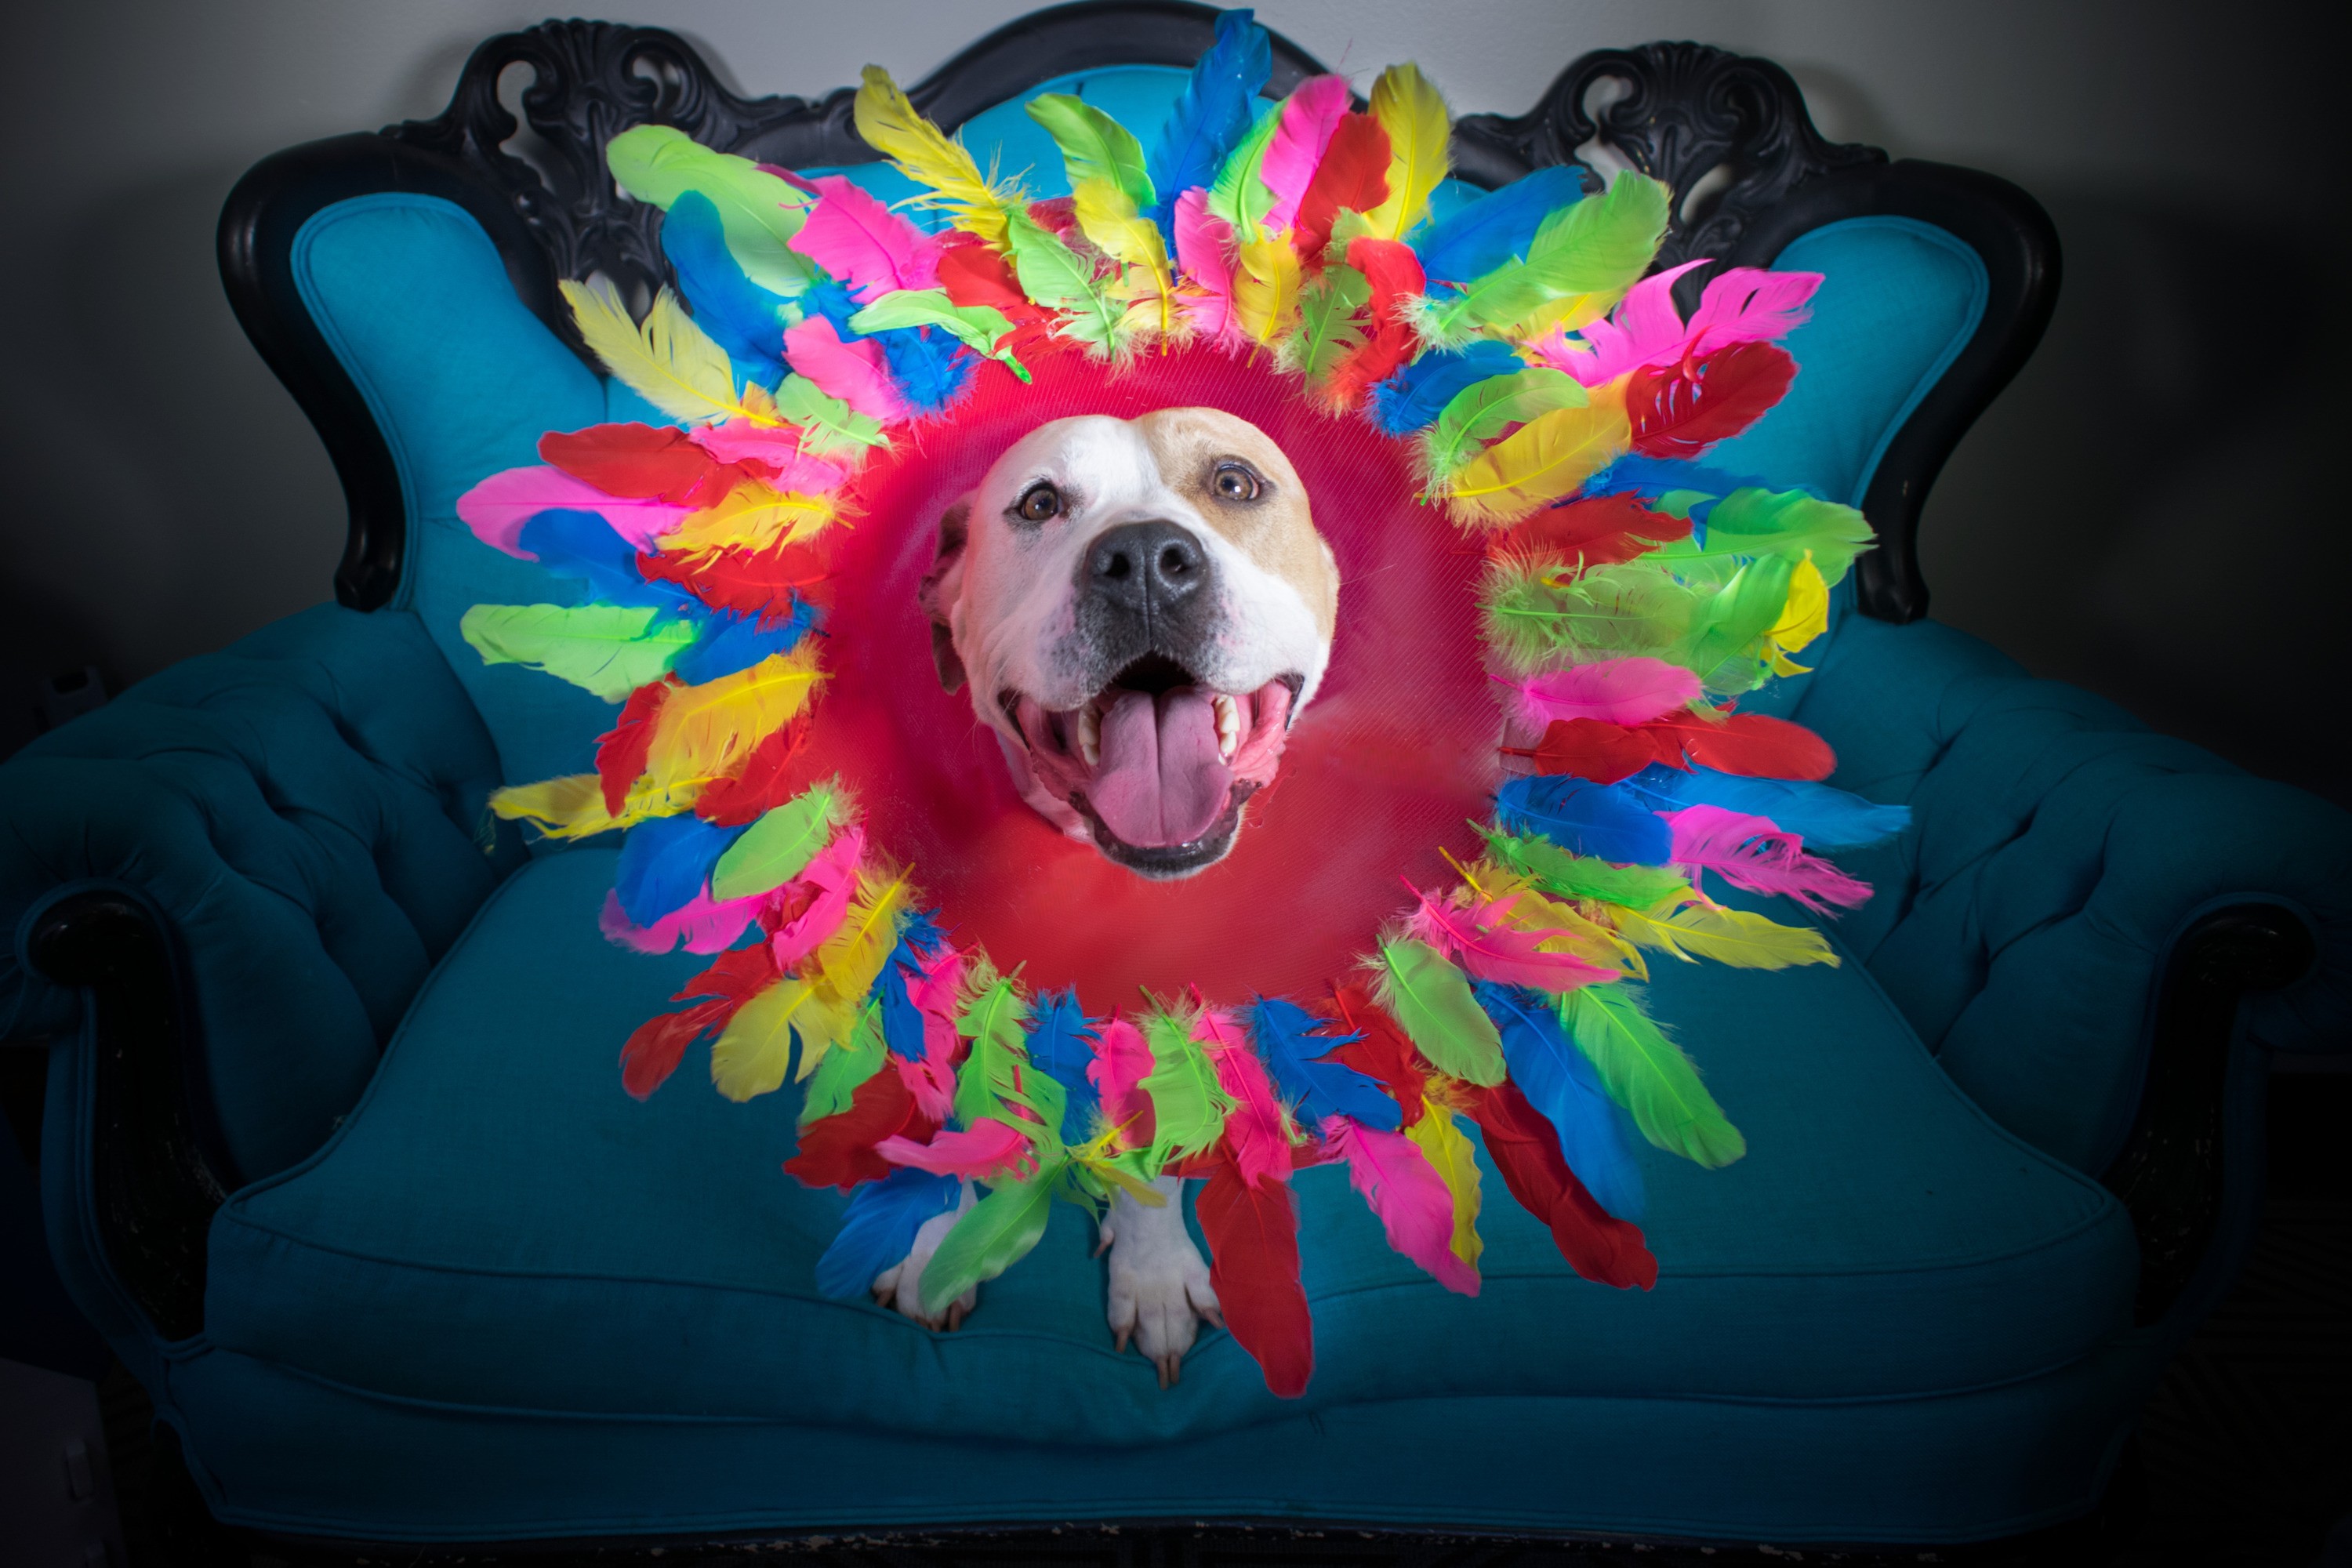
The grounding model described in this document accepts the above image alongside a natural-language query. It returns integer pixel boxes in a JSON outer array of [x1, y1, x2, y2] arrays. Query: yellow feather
[[559, 279, 777, 427], [1405, 1097, 1483, 1274], [642, 648, 825, 798], [1763, 554, 1829, 674], [815, 868, 910, 1007], [1517, 288, 1623, 339], [1073, 177, 1178, 339], [1363, 64, 1451, 241], [1442, 378, 1631, 526], [1611, 903, 1840, 971], [656, 482, 838, 554], [852, 66, 1018, 246], [488, 774, 614, 838], [710, 976, 853, 1102], [1232, 231, 1302, 348], [1496, 883, 1652, 978]]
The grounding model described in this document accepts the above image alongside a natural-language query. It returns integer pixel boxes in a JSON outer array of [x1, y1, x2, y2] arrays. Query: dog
[[880, 407, 1340, 1381]]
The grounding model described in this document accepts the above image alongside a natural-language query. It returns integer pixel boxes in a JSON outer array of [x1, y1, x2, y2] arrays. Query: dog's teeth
[[1077, 705, 1101, 768], [1213, 693, 1240, 761]]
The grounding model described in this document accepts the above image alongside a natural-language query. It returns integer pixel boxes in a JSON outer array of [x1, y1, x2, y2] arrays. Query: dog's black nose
[[1083, 520, 1208, 618]]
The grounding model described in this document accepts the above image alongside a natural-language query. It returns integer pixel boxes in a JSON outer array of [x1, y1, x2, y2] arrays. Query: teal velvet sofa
[[5, 8, 2348, 1555]]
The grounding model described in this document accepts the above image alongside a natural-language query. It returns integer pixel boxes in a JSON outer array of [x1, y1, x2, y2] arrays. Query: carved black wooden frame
[[22, 2, 2319, 1553]]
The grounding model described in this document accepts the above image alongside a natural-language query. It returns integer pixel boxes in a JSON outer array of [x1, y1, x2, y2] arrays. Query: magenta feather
[[1499, 658, 1704, 728], [1685, 267, 1823, 358], [896, 1052, 956, 1123], [456, 466, 689, 555], [906, 942, 967, 1065], [1174, 189, 1240, 340], [1088, 1016, 1156, 1147], [1664, 804, 1871, 913], [1200, 1007, 1294, 1191], [786, 174, 944, 303], [597, 886, 765, 955], [876, 1116, 1029, 1178], [687, 421, 847, 493], [768, 827, 864, 967], [1327, 1116, 1479, 1295], [782, 317, 909, 423], [1533, 260, 1706, 387], [1404, 884, 1617, 994], [1258, 74, 1352, 233]]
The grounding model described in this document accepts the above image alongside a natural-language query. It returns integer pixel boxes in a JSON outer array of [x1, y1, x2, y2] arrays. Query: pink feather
[[1684, 267, 1822, 358], [782, 317, 909, 423], [1499, 658, 1704, 728], [1199, 1008, 1293, 1191], [785, 174, 943, 303], [875, 1117, 1030, 1179], [597, 886, 764, 956], [1327, 1117, 1479, 1295], [1258, 75, 1352, 233], [1173, 188, 1239, 340], [687, 420, 846, 494], [1087, 1017, 1156, 1149], [1403, 884, 1617, 993], [456, 466, 689, 556], [896, 1053, 956, 1123], [1664, 804, 1871, 913], [768, 827, 864, 968], [906, 943, 968, 1068], [1533, 260, 1708, 387]]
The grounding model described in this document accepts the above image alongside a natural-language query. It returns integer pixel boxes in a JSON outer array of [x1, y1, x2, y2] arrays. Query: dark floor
[[71, 1073, 2352, 1568]]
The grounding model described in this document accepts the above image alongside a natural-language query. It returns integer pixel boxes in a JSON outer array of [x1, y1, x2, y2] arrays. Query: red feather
[[594, 678, 672, 815], [936, 241, 1036, 316], [637, 542, 829, 619], [1292, 111, 1391, 263], [1649, 710, 1835, 780], [1327, 979, 1427, 1127], [691, 712, 814, 827], [1196, 1153, 1314, 1398], [540, 423, 750, 508], [619, 943, 780, 1098], [783, 1068, 935, 1191], [1461, 1081, 1656, 1290], [1627, 341, 1797, 461], [1495, 492, 1690, 566], [1320, 237, 1424, 410], [1504, 717, 1663, 784]]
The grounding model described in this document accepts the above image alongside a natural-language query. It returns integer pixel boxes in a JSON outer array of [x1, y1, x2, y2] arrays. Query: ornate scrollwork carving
[[1454, 42, 1886, 280]]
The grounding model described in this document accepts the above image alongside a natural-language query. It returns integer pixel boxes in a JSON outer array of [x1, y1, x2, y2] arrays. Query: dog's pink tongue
[[1089, 688, 1232, 848]]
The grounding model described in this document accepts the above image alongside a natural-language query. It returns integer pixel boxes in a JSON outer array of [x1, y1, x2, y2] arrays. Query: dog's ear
[[917, 496, 971, 694]]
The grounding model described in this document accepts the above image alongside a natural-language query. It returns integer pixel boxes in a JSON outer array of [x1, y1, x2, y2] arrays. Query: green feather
[[1281, 264, 1372, 384], [1559, 982, 1744, 1168], [1480, 828, 1694, 911], [1419, 367, 1588, 482], [709, 782, 842, 901], [1371, 938, 1507, 1086], [917, 1168, 1061, 1316], [459, 604, 695, 702], [1025, 94, 1153, 209], [1206, 101, 1282, 238], [1673, 552, 1794, 691], [1137, 1004, 1232, 1174], [1654, 488, 1876, 584], [1004, 210, 1127, 355], [955, 981, 1065, 1157], [798, 1001, 887, 1127], [846, 289, 1029, 379], [1410, 173, 1671, 343], [605, 125, 815, 296], [1479, 557, 1697, 673], [772, 375, 887, 455]]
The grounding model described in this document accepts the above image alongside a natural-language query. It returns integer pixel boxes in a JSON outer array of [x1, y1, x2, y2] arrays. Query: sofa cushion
[[209, 846, 2136, 1443]]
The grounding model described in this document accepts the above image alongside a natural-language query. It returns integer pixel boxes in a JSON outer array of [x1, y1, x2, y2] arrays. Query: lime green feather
[[772, 376, 887, 456], [709, 782, 844, 901], [1279, 264, 1371, 383], [459, 604, 695, 701], [604, 125, 816, 296], [1479, 828, 1696, 911], [798, 1001, 887, 1128], [1409, 173, 1670, 343], [1653, 488, 1876, 585], [1138, 1003, 1232, 1174], [1371, 938, 1507, 1086], [846, 289, 1028, 378], [1559, 982, 1744, 1168], [955, 978, 1067, 1159], [1479, 557, 1697, 673], [1004, 210, 1127, 355], [1025, 93, 1154, 209], [1205, 102, 1282, 239], [917, 1170, 1060, 1316]]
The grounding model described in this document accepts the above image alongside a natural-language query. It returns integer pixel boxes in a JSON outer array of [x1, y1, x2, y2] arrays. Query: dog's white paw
[[871, 1180, 978, 1330], [1100, 1174, 1221, 1388]]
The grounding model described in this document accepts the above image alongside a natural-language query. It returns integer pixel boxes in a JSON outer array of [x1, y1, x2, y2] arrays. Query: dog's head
[[919, 408, 1338, 878]]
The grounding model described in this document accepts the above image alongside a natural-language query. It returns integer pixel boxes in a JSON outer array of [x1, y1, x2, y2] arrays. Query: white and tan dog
[[877, 408, 1340, 1382]]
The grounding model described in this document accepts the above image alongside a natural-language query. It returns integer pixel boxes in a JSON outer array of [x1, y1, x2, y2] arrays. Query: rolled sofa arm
[[2, 604, 522, 1335]]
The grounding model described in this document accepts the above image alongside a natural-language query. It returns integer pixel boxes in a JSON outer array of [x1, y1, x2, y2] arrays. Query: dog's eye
[[1213, 463, 1261, 502], [1015, 482, 1062, 522]]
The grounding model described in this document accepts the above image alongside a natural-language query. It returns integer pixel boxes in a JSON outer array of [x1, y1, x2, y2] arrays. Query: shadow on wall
[[1923, 185, 2352, 808]]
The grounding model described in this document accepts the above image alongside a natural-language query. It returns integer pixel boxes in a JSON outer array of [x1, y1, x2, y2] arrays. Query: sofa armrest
[[2, 604, 523, 1189]]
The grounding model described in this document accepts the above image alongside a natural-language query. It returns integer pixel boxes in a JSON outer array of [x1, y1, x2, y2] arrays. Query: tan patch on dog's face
[[1134, 407, 1337, 641]]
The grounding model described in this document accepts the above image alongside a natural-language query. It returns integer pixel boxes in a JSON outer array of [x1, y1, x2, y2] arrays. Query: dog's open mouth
[[1001, 655, 1302, 877]]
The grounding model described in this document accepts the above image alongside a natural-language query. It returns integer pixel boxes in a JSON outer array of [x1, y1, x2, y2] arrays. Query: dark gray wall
[[1, 1, 2342, 799]]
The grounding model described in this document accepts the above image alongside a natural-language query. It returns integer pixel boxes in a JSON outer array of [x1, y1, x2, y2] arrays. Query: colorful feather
[[798, 1000, 888, 1126], [1404, 1095, 1485, 1277], [815, 866, 911, 1005], [1419, 366, 1587, 484], [458, 466, 690, 557], [1172, 188, 1239, 339], [605, 124, 815, 296], [1537, 259, 1708, 387], [782, 316, 909, 423], [848, 289, 1023, 376], [1232, 230, 1302, 347], [1145, 6, 1272, 235], [813, 1166, 960, 1299], [1206, 100, 1282, 240], [1618, 764, 1909, 849], [1440, 380, 1632, 524], [786, 173, 944, 303], [1258, 74, 1352, 233], [1361, 64, 1450, 241], [1628, 342, 1797, 461], [1558, 981, 1744, 1169], [1326, 1116, 1476, 1294], [516, 510, 691, 610], [1245, 996, 1398, 1134], [1278, 260, 1367, 381], [617, 944, 777, 1098], [768, 826, 863, 969], [917, 1171, 1058, 1316], [1025, 989, 1102, 1142], [1328, 979, 1431, 1124], [1663, 804, 1872, 912], [876, 1116, 1032, 1180], [639, 648, 825, 808], [1458, 1080, 1657, 1289], [1199, 1007, 1294, 1191], [1088, 1015, 1157, 1149], [686, 421, 848, 493], [1138, 999, 1235, 1172], [708, 973, 853, 1102], [688, 711, 812, 827], [851, 66, 1020, 245], [1684, 266, 1824, 358], [1475, 980, 1646, 1219], [1071, 176, 1179, 336], [615, 811, 744, 926], [1414, 165, 1587, 289], [1292, 110, 1391, 262], [1029, 93, 1154, 210], [539, 422, 747, 507], [1494, 491, 1691, 566], [1370, 937, 1507, 1086], [599, 882, 764, 956], [1368, 339, 1523, 435], [561, 279, 776, 428], [1320, 234, 1423, 407], [1196, 1154, 1314, 1396], [956, 975, 1067, 1158], [783, 1065, 931, 1190], [1609, 900, 1838, 971], [1406, 884, 1617, 993], [1497, 658, 1703, 729], [1478, 826, 1693, 911], [459, 603, 697, 702], [660, 191, 791, 383], [1004, 209, 1129, 354], [1494, 773, 1674, 865], [1410, 172, 1670, 345]]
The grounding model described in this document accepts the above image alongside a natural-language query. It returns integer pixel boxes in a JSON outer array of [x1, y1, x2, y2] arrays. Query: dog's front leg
[[870, 1178, 979, 1330], [1098, 1174, 1222, 1388]]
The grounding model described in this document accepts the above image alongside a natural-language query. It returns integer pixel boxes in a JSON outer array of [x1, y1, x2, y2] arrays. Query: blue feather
[[1144, 8, 1272, 238], [898, 909, 949, 956], [669, 597, 817, 686], [797, 274, 866, 336], [871, 324, 974, 415], [615, 813, 747, 926], [1617, 764, 1911, 849], [662, 191, 791, 387], [1414, 165, 1588, 291], [1025, 989, 1101, 1142], [814, 1167, 962, 1299], [876, 938, 929, 1062], [1475, 981, 1644, 1221], [1495, 775, 1675, 865], [1368, 340, 1525, 435], [1245, 996, 1399, 1134], [1581, 456, 1782, 527], [515, 510, 698, 612]]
